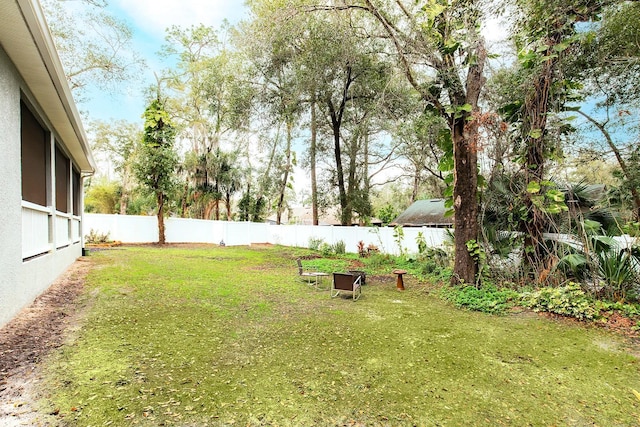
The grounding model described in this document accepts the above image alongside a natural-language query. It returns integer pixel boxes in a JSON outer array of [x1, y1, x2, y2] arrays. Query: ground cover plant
[[43, 245, 640, 426]]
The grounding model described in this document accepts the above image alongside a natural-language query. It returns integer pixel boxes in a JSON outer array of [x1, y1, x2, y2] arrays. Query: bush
[[522, 283, 598, 320], [86, 229, 111, 244], [366, 253, 394, 270], [308, 237, 324, 251], [596, 300, 640, 317], [320, 243, 333, 257], [332, 240, 346, 254], [441, 284, 520, 315]]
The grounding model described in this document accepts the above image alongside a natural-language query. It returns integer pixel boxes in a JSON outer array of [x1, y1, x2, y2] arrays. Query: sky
[[67, 0, 515, 197], [77, 1, 510, 125], [80, 0, 250, 124]]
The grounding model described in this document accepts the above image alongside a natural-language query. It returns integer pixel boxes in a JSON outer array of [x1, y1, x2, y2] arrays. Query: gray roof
[[390, 199, 453, 227]]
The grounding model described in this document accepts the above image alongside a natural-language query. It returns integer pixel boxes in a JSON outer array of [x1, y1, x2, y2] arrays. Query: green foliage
[[124, 190, 155, 215], [441, 284, 520, 315], [84, 179, 120, 214], [41, 0, 144, 100], [527, 180, 569, 215], [522, 283, 598, 320], [465, 239, 485, 264], [393, 225, 405, 256], [558, 225, 640, 302], [134, 99, 178, 199], [364, 252, 394, 272], [85, 229, 111, 244], [596, 300, 640, 318], [332, 240, 346, 254], [237, 192, 266, 222], [596, 249, 639, 301], [622, 222, 640, 237], [416, 247, 451, 281], [319, 242, 333, 257], [416, 232, 427, 254], [377, 204, 398, 226], [308, 237, 324, 251]]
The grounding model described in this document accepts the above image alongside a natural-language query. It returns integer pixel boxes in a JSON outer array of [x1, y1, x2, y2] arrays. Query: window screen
[[55, 144, 70, 213], [72, 167, 81, 215], [20, 102, 48, 206]]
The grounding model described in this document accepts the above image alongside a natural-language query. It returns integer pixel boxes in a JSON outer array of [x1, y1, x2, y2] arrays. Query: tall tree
[[509, 0, 616, 277], [309, 1, 487, 284], [395, 111, 449, 202], [162, 24, 253, 220], [567, 1, 640, 219], [90, 120, 141, 214], [134, 99, 178, 244], [41, 0, 144, 101]]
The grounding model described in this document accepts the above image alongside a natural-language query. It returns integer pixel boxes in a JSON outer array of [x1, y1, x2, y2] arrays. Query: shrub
[[357, 241, 367, 257], [366, 253, 393, 270], [86, 229, 111, 244], [522, 283, 598, 320], [416, 232, 427, 254], [596, 300, 640, 317], [308, 237, 324, 251], [332, 240, 346, 254], [319, 243, 333, 257], [367, 243, 379, 254], [441, 284, 519, 315]]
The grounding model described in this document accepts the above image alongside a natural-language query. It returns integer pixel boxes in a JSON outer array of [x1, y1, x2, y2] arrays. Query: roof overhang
[[0, 0, 95, 173]]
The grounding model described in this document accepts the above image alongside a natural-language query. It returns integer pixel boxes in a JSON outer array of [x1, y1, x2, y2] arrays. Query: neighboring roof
[[581, 184, 607, 201], [390, 199, 453, 227], [267, 207, 382, 226], [0, 0, 95, 172]]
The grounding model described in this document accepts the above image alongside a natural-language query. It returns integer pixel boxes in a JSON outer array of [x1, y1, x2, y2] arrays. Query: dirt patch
[[0, 257, 93, 426]]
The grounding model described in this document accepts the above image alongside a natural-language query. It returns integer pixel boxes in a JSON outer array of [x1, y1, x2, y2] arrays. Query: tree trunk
[[204, 200, 215, 220], [363, 128, 371, 219], [326, 65, 353, 226], [412, 170, 419, 203], [451, 117, 479, 285], [449, 40, 486, 286], [310, 97, 319, 226], [225, 192, 232, 220], [181, 183, 188, 217], [328, 101, 348, 225], [276, 121, 293, 225], [157, 192, 165, 244], [522, 54, 556, 277], [119, 193, 128, 215], [345, 131, 359, 225], [214, 180, 221, 221]]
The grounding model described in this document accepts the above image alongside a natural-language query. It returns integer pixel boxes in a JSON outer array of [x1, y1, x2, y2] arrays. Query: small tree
[[134, 99, 178, 244]]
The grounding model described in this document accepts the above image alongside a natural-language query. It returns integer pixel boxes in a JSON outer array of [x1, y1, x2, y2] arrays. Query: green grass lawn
[[43, 245, 640, 426]]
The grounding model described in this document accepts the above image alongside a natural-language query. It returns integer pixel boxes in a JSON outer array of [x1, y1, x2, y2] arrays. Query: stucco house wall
[[0, 0, 95, 327], [0, 46, 24, 327]]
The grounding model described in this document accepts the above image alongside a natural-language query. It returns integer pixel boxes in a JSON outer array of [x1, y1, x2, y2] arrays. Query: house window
[[55, 144, 70, 213], [72, 167, 81, 215], [20, 102, 48, 206]]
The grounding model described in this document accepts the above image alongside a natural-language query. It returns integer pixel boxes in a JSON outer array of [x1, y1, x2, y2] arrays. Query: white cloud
[[113, 0, 247, 38]]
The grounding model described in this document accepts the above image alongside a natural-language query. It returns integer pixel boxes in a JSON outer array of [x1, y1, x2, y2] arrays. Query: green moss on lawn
[[42, 246, 640, 426]]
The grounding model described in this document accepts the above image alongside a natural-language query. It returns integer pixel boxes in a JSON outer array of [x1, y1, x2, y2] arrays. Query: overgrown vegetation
[[522, 283, 599, 320], [84, 229, 111, 244], [42, 246, 640, 425], [441, 284, 520, 315]]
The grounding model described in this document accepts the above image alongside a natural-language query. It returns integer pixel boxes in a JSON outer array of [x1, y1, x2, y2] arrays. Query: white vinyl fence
[[84, 214, 451, 255]]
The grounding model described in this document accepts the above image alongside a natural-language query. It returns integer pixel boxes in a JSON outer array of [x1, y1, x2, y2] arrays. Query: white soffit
[[0, 0, 95, 173]]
